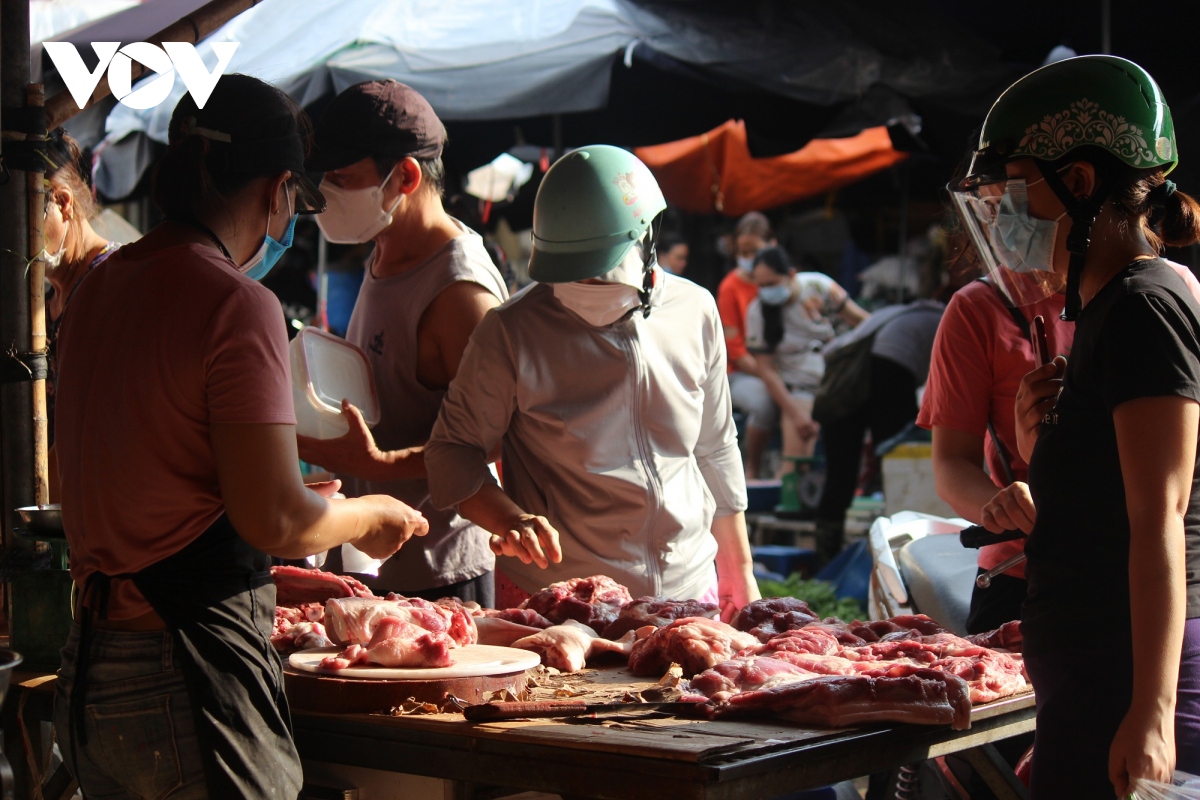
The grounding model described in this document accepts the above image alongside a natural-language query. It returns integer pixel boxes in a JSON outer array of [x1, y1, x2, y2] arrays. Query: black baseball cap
[[307, 80, 445, 173], [167, 74, 326, 213]]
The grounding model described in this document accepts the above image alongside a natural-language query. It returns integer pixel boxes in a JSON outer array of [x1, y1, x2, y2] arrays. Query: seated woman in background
[[744, 246, 868, 467]]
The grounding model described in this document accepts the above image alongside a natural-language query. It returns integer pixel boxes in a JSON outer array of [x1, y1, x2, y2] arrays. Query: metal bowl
[[15, 504, 63, 535]]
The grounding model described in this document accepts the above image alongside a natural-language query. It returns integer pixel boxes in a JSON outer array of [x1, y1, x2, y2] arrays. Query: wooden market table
[[290, 665, 1036, 800]]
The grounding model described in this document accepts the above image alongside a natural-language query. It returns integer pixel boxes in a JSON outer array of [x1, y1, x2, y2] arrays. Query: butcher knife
[[463, 699, 703, 721]]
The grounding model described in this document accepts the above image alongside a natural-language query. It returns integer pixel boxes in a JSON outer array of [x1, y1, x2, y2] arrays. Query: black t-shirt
[[1023, 258, 1200, 656]]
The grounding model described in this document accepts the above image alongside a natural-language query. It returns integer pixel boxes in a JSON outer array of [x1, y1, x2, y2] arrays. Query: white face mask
[[316, 165, 402, 244], [737, 256, 754, 273], [552, 243, 648, 326], [553, 281, 642, 327]]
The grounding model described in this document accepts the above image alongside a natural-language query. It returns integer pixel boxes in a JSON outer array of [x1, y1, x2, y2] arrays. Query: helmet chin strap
[[637, 215, 663, 319], [1035, 161, 1111, 321]]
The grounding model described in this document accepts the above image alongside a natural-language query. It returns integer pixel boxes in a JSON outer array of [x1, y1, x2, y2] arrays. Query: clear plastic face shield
[[951, 178, 1066, 307]]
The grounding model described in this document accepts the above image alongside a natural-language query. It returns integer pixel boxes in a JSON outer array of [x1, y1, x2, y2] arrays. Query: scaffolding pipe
[[27, 83, 47, 507], [1, 0, 33, 548], [44, 0, 261, 129]]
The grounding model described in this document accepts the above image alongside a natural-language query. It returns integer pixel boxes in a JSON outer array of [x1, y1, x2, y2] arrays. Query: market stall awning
[[635, 120, 907, 217]]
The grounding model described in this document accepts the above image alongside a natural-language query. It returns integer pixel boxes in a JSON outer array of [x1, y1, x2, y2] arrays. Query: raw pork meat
[[749, 630, 1028, 704], [966, 620, 1023, 653], [480, 608, 555, 629], [732, 598, 821, 642], [523, 575, 633, 632], [270, 619, 334, 652], [475, 617, 546, 647], [271, 565, 373, 605], [512, 619, 640, 673], [320, 618, 454, 670], [426, 597, 481, 646], [628, 618, 759, 677], [271, 603, 332, 653], [704, 669, 973, 730], [685, 656, 818, 703], [602, 597, 720, 640], [847, 615, 950, 642], [324, 596, 475, 647]]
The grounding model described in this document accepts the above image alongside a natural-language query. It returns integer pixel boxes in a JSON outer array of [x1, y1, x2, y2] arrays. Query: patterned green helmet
[[957, 55, 1176, 189], [529, 145, 667, 284]]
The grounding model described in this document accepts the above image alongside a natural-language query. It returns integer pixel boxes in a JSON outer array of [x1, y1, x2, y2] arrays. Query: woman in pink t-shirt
[[53, 76, 428, 799], [917, 279, 1073, 633]]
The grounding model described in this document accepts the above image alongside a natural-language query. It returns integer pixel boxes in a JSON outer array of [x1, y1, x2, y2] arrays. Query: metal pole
[[45, 0, 261, 129], [1, 0, 33, 548], [27, 83, 47, 506]]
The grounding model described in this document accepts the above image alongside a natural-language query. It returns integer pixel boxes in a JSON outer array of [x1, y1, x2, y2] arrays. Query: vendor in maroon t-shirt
[[53, 75, 425, 798]]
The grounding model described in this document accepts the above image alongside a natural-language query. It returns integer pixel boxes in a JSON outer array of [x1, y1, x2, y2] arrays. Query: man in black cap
[[297, 80, 508, 606]]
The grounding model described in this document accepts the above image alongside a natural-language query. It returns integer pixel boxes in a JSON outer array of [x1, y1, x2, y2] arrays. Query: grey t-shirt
[[338, 219, 509, 592], [871, 303, 945, 384]]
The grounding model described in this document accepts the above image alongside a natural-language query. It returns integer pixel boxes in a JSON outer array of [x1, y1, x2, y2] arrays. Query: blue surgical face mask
[[241, 190, 296, 282], [991, 178, 1066, 273], [758, 281, 792, 306]]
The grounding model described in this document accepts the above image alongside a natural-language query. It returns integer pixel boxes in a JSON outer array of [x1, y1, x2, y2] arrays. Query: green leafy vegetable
[[756, 574, 865, 622]]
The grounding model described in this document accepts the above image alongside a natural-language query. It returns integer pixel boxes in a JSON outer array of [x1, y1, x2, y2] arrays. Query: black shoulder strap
[[977, 277, 1032, 344]]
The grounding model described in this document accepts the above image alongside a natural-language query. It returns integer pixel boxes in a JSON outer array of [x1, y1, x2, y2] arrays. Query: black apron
[[71, 514, 303, 798]]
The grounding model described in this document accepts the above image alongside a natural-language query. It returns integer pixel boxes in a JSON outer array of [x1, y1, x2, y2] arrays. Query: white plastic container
[[290, 327, 380, 439]]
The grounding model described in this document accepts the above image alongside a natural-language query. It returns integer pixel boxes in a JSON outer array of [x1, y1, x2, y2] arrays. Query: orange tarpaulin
[[635, 120, 907, 217]]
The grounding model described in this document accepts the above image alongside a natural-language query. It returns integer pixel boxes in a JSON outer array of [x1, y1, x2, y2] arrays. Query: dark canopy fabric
[[59, 0, 1028, 201]]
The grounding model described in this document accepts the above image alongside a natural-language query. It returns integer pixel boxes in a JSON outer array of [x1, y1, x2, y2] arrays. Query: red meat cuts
[[732, 598, 821, 642], [685, 656, 818, 703], [739, 626, 849, 658], [324, 596, 476, 647], [425, 597, 480, 646], [628, 617, 759, 677], [319, 618, 455, 670], [705, 669, 973, 730], [271, 603, 332, 653], [480, 608, 555, 629], [749, 630, 1029, 704], [965, 620, 1023, 653], [602, 597, 720, 640], [272, 621, 333, 652], [271, 565, 374, 606], [523, 575, 633, 632], [512, 619, 640, 673], [847, 615, 950, 642]]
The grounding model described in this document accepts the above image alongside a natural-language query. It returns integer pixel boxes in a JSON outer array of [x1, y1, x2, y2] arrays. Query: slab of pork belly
[[325, 596, 474, 646]]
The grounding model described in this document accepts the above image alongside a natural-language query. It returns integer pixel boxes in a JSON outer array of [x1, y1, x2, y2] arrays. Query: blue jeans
[[53, 624, 208, 799]]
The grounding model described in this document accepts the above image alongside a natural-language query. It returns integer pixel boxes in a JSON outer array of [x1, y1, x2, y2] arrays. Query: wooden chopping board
[[289, 644, 542, 680]]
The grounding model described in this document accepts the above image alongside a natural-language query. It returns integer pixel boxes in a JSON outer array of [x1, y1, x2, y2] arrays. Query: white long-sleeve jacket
[[426, 269, 747, 599]]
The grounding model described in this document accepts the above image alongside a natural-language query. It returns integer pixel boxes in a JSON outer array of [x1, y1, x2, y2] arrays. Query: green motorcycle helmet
[[956, 55, 1177, 190], [529, 145, 667, 284]]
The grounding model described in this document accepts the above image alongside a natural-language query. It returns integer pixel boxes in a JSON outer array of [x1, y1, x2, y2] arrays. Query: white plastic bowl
[[290, 327, 380, 439]]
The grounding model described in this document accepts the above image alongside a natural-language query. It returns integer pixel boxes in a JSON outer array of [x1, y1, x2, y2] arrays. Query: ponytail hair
[[1047, 147, 1200, 252], [1156, 181, 1200, 249], [755, 245, 793, 352]]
